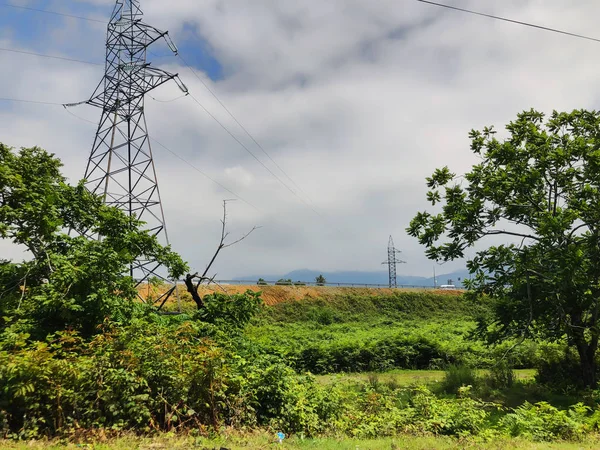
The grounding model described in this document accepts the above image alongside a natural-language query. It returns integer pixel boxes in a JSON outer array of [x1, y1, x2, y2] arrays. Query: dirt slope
[[139, 284, 460, 307]]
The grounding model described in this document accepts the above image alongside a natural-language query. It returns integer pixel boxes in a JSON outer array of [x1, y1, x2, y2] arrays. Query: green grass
[[247, 316, 560, 373], [259, 291, 476, 324], [248, 291, 565, 374], [3, 433, 600, 449], [248, 289, 578, 411], [316, 368, 537, 386]]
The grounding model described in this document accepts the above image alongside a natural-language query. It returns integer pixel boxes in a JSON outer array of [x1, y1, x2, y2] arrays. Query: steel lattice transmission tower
[[382, 235, 406, 288], [77, 0, 188, 283]]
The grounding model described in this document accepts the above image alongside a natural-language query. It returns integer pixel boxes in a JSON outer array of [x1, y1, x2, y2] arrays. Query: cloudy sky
[[1, 0, 599, 279]]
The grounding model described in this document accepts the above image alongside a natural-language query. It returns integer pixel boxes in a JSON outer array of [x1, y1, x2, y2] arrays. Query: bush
[[409, 385, 490, 436], [485, 360, 516, 389], [196, 290, 263, 330], [441, 364, 478, 394], [535, 352, 587, 392], [499, 401, 589, 441], [0, 318, 344, 438], [244, 358, 342, 435]]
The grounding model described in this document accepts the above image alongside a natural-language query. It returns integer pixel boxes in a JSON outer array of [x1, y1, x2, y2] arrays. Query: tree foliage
[[0, 143, 187, 339], [407, 109, 600, 387]]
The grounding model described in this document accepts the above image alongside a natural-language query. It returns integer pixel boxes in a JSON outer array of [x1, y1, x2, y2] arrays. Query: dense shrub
[[410, 386, 490, 436], [338, 384, 494, 438], [261, 291, 476, 324], [196, 290, 262, 330], [249, 320, 563, 375], [2, 321, 600, 440], [499, 402, 589, 441], [485, 361, 516, 390], [535, 352, 590, 392], [249, 293, 567, 375], [441, 365, 478, 394], [0, 320, 344, 438]]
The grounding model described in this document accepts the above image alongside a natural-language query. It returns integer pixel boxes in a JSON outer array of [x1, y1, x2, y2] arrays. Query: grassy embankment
[[164, 284, 570, 407], [244, 287, 561, 374], [153, 284, 562, 399], [243, 286, 583, 410]]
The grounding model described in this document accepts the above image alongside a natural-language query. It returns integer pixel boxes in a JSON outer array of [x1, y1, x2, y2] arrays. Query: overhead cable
[[3, 3, 330, 222], [178, 53, 314, 203], [0, 46, 103, 66], [0, 96, 63, 106], [0, 95, 257, 211], [186, 92, 325, 218], [2, 1, 322, 210], [417, 0, 600, 44], [59, 100, 259, 211], [0, 2, 107, 24], [149, 136, 261, 212]]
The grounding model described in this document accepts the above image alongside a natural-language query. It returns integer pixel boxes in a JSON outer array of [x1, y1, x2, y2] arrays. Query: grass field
[[246, 290, 558, 374], [3, 433, 600, 449], [315, 368, 537, 385]]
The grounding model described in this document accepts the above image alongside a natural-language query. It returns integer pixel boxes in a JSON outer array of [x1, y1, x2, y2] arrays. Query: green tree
[[315, 274, 326, 286], [407, 109, 600, 387], [0, 143, 187, 339]]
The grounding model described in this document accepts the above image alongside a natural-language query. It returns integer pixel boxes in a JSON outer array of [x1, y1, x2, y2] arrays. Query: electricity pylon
[[382, 235, 406, 288], [69, 0, 188, 288]]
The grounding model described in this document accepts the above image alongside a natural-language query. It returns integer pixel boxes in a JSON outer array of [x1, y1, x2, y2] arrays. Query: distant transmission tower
[[382, 236, 406, 288], [73, 0, 188, 285]]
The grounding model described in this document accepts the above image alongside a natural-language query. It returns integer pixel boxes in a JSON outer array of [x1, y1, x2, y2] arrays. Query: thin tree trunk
[[184, 274, 204, 310]]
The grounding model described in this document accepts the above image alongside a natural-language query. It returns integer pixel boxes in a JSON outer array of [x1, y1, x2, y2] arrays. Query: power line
[[4, 90, 330, 229], [149, 93, 189, 103], [4, 1, 600, 54], [57, 100, 259, 211], [0, 94, 257, 211], [0, 96, 63, 106], [62, 106, 97, 124], [417, 0, 600, 44], [178, 53, 314, 203], [148, 137, 260, 212], [0, 2, 107, 24], [186, 92, 319, 211], [0, 46, 103, 66]]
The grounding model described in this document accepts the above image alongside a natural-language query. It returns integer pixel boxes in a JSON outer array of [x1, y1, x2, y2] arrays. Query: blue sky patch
[[1, 1, 224, 82]]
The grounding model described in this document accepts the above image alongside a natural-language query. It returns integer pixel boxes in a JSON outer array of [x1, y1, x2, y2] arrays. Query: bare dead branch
[[185, 199, 259, 310], [222, 226, 261, 249]]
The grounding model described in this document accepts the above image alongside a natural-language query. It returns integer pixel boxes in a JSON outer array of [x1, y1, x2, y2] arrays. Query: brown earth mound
[[138, 284, 457, 307]]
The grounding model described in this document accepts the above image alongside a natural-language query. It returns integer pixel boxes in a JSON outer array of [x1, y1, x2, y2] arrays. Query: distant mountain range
[[236, 268, 471, 287]]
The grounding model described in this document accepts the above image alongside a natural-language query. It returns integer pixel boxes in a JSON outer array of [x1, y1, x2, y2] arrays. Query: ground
[[315, 368, 536, 386]]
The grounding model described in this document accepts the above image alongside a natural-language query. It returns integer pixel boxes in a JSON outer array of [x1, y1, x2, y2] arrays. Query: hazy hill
[[237, 268, 470, 287]]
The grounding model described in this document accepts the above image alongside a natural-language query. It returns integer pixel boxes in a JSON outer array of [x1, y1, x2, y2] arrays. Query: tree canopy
[[0, 143, 187, 339], [407, 109, 600, 387]]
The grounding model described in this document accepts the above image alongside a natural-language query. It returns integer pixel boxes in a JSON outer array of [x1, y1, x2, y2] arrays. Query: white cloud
[[2, 0, 600, 278]]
